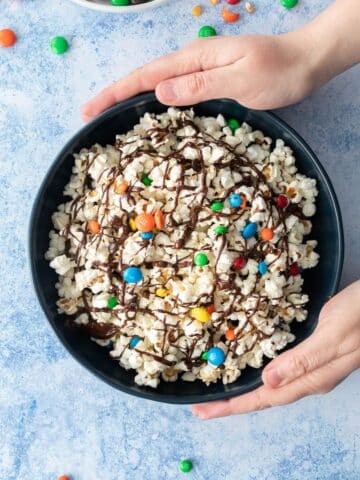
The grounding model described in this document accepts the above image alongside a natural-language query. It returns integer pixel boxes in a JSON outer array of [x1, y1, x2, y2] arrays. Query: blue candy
[[242, 222, 258, 239], [258, 261, 268, 275], [129, 336, 141, 349], [122, 266, 143, 283], [141, 231, 153, 240], [207, 347, 225, 367], [228, 193, 242, 208]]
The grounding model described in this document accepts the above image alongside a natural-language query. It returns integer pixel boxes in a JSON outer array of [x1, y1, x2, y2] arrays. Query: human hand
[[192, 281, 360, 420], [82, 31, 316, 121]]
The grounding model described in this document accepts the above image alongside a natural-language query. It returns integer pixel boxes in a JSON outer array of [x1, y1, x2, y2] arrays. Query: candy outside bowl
[[29, 92, 344, 404], [68, 0, 168, 13]]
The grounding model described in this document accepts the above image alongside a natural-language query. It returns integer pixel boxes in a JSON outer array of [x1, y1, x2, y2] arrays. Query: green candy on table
[[198, 25, 217, 38], [179, 459, 193, 473], [111, 0, 130, 5], [280, 0, 298, 8], [50, 36, 69, 55]]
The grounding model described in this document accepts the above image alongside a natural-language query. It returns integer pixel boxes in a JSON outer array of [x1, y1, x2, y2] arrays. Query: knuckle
[[185, 72, 207, 95], [290, 352, 315, 376]]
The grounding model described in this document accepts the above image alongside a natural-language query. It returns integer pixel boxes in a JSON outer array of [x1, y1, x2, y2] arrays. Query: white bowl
[[68, 0, 168, 13]]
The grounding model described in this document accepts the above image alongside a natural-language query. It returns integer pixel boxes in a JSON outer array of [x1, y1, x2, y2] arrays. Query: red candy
[[226, 0, 240, 3], [289, 263, 300, 276], [233, 256, 246, 270], [276, 194, 289, 209]]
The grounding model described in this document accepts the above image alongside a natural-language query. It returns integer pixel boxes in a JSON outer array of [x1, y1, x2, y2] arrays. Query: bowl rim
[[67, 0, 168, 13], [29, 93, 344, 404]]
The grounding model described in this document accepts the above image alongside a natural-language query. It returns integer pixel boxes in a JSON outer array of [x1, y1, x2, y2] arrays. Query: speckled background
[[1, 0, 359, 479]]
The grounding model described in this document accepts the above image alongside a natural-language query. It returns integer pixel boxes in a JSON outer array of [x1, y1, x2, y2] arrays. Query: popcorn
[[46, 108, 319, 389]]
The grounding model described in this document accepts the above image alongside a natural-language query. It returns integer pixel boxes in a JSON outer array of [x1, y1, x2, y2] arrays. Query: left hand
[[192, 281, 360, 420]]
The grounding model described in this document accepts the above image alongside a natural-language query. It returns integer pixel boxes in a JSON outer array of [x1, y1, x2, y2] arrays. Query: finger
[[262, 327, 338, 388], [155, 65, 239, 106], [81, 37, 243, 121]]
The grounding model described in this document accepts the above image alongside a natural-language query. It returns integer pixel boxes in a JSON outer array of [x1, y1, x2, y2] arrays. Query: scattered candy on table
[[211, 200, 224, 211], [258, 261, 268, 275], [107, 296, 119, 309], [122, 266, 143, 283], [260, 227, 274, 241], [242, 222, 257, 239], [194, 252, 209, 266], [214, 225, 228, 235], [50, 36, 69, 55], [245, 2, 255, 13], [111, 0, 130, 5], [179, 459, 193, 473], [87, 219, 101, 234], [226, 0, 240, 5], [222, 7, 240, 23], [280, 0, 298, 8], [198, 25, 217, 37], [135, 213, 155, 232], [276, 194, 289, 209], [228, 192, 242, 208], [192, 5, 202, 16], [232, 256, 246, 270], [57, 476, 71, 480], [207, 346, 226, 366], [129, 336, 141, 348], [0, 28, 17, 48], [191, 307, 210, 323], [209, 0, 220, 4]]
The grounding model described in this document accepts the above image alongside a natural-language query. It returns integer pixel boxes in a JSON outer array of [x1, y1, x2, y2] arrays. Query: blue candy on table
[[207, 347, 225, 367], [242, 222, 258, 239], [122, 266, 143, 283]]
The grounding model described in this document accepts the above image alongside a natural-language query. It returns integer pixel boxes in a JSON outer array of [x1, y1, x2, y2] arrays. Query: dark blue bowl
[[29, 93, 344, 404]]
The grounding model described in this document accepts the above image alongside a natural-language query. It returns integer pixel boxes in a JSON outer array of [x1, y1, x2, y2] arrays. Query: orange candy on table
[[225, 328, 236, 341], [222, 7, 240, 23], [260, 227, 274, 241], [58, 476, 70, 480], [192, 5, 202, 16], [87, 220, 101, 234], [0, 28, 17, 47], [154, 210, 165, 229], [113, 180, 129, 194], [134, 213, 155, 232]]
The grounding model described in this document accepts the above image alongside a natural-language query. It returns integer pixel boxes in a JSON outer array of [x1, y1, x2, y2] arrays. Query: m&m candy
[[214, 225, 228, 235], [225, 328, 236, 341], [258, 261, 268, 275], [113, 180, 128, 194], [227, 118, 240, 133], [122, 266, 143, 283], [192, 5, 202, 16], [141, 231, 153, 240], [260, 227, 274, 241], [242, 222, 257, 239], [154, 209, 165, 229], [179, 459, 193, 473], [87, 220, 101, 234], [194, 252, 208, 266], [289, 263, 301, 276], [50, 36, 69, 55], [107, 296, 118, 309], [156, 288, 169, 298], [129, 218, 137, 231], [198, 25, 217, 37], [280, 0, 298, 8], [206, 304, 215, 314], [129, 336, 141, 348], [190, 307, 210, 323], [228, 193, 242, 208], [135, 213, 155, 232], [276, 194, 289, 209], [111, 0, 130, 5], [141, 173, 152, 186], [222, 7, 240, 22], [0, 29, 17, 48], [201, 351, 208, 361], [211, 201, 224, 212], [207, 347, 225, 366], [232, 256, 246, 270]]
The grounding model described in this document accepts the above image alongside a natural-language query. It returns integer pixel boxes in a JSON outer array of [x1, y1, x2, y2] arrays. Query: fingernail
[[158, 81, 178, 102], [264, 367, 284, 387]]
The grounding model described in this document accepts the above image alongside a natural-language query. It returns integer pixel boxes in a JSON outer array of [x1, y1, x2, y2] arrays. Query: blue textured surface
[[1, 0, 359, 479]]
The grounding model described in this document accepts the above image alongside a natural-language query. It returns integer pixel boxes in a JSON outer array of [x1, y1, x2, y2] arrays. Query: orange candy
[[192, 5, 202, 16], [260, 227, 274, 241], [58, 476, 70, 480], [134, 213, 155, 232], [225, 329, 236, 341], [113, 180, 128, 194], [206, 304, 215, 314], [222, 7, 240, 23], [87, 220, 101, 234], [154, 210, 165, 229], [240, 194, 247, 209], [0, 29, 17, 48]]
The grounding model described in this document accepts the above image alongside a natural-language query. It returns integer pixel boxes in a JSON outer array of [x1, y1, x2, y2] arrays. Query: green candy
[[201, 351, 208, 361], [198, 25, 217, 38], [194, 252, 209, 267], [179, 459, 193, 473], [211, 201, 224, 212], [280, 0, 298, 8], [141, 173, 152, 186], [111, 0, 130, 4], [227, 118, 240, 134], [50, 36, 69, 55], [107, 296, 118, 309], [214, 225, 228, 235]]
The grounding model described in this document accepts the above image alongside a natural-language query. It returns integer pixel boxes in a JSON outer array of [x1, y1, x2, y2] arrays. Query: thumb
[[155, 65, 238, 106], [262, 328, 338, 388]]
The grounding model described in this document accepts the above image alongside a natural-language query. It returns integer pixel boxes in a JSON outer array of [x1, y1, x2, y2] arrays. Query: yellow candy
[[129, 218, 137, 231], [156, 288, 169, 298], [190, 307, 210, 323], [192, 5, 202, 16]]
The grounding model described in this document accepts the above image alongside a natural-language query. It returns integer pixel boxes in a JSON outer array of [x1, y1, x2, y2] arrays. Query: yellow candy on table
[[129, 218, 137, 231], [190, 307, 210, 323], [156, 288, 169, 298], [192, 5, 202, 16]]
